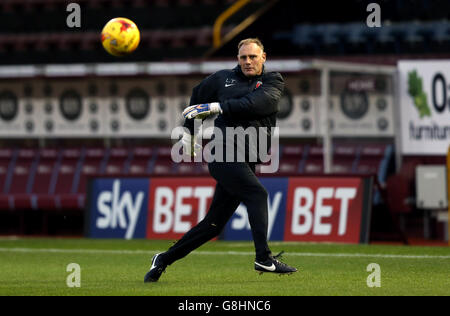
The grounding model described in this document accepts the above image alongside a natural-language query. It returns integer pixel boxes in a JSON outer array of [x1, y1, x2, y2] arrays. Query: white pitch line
[[0, 247, 449, 259]]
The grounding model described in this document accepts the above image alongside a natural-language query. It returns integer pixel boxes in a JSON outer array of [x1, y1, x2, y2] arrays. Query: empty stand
[[54, 148, 80, 195], [176, 161, 199, 175], [278, 145, 303, 175], [331, 143, 359, 174], [32, 148, 60, 210], [303, 145, 324, 174], [105, 147, 130, 175], [152, 146, 175, 175], [0, 0, 252, 64], [128, 147, 153, 175], [356, 144, 393, 180], [0, 0, 449, 64], [0, 148, 15, 210], [8, 149, 35, 193], [76, 148, 106, 195], [276, 20, 450, 56], [0, 148, 14, 195], [8, 148, 37, 209], [53, 148, 82, 209], [31, 148, 59, 195], [0, 141, 398, 226]]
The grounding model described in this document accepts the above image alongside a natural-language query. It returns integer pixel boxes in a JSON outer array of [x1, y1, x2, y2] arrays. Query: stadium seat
[[356, 144, 392, 182], [53, 148, 82, 210], [76, 148, 106, 195], [104, 147, 130, 175], [8, 148, 38, 209], [373, 23, 395, 53], [292, 24, 315, 51], [0, 148, 15, 210], [360, 25, 379, 53], [176, 161, 199, 175], [32, 148, 60, 210], [31, 148, 59, 195], [58, 147, 107, 210], [303, 145, 324, 174], [345, 23, 367, 53], [331, 143, 359, 174], [0, 148, 14, 195], [278, 145, 303, 175], [129, 147, 154, 175], [152, 146, 175, 175], [431, 21, 450, 43]]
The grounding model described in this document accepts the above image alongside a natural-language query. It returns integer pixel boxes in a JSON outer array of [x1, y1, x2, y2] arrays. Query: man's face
[[238, 43, 266, 77]]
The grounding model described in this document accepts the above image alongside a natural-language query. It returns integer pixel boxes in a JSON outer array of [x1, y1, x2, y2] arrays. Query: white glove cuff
[[210, 102, 222, 114]]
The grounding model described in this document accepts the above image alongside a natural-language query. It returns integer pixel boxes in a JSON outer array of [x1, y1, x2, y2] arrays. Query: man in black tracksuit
[[145, 38, 297, 282]]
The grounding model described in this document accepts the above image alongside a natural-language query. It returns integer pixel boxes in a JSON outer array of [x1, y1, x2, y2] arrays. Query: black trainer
[[144, 253, 167, 282], [254, 251, 297, 275]]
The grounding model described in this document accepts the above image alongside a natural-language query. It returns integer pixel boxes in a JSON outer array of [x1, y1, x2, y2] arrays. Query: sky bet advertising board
[[86, 176, 372, 243]]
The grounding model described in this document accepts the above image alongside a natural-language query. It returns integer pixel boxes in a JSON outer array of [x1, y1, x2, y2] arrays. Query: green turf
[[0, 238, 449, 296]]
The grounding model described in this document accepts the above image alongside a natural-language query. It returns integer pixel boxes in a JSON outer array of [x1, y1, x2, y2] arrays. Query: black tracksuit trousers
[[160, 161, 272, 265]]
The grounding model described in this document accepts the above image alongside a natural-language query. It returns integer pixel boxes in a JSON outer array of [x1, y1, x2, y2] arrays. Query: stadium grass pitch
[[0, 238, 448, 296]]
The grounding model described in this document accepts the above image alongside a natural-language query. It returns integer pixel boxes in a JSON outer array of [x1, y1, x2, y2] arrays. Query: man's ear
[[262, 52, 267, 63]]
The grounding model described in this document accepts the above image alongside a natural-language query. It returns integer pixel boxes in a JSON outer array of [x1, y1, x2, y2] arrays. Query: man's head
[[237, 38, 266, 77]]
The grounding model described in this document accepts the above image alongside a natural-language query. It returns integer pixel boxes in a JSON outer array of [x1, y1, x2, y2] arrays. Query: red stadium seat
[[76, 148, 106, 195], [58, 147, 105, 210], [0, 148, 13, 194], [304, 145, 324, 174], [31, 148, 59, 195], [8, 149, 38, 209], [153, 160, 174, 175], [53, 148, 82, 209], [9, 149, 35, 193], [105, 147, 130, 175], [176, 161, 198, 175], [356, 144, 387, 175], [332, 143, 359, 174], [54, 148, 81, 195], [33, 148, 60, 210], [278, 145, 303, 175], [152, 146, 175, 175], [129, 147, 153, 175], [0, 148, 15, 210], [277, 159, 299, 174]]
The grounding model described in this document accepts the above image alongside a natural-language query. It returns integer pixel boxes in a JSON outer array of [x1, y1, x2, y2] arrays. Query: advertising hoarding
[[87, 176, 372, 244], [398, 60, 450, 155]]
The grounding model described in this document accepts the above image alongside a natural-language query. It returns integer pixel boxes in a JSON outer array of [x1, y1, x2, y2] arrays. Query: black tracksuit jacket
[[183, 65, 285, 163]]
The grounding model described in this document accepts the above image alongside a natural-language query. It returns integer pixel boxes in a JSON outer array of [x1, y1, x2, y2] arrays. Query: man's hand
[[181, 132, 201, 157], [182, 102, 222, 120]]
